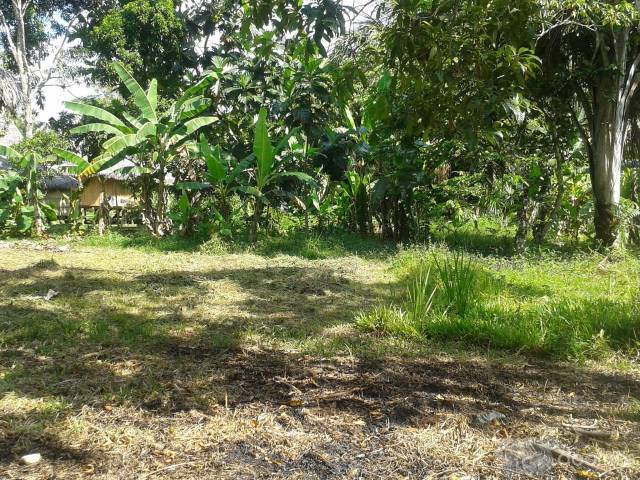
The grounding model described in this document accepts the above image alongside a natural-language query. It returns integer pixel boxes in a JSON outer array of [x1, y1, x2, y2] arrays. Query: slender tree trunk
[[630, 169, 640, 245], [156, 169, 166, 236], [32, 195, 44, 236], [533, 124, 566, 245], [514, 198, 530, 252], [591, 86, 625, 246], [250, 197, 262, 243], [11, 0, 33, 138]]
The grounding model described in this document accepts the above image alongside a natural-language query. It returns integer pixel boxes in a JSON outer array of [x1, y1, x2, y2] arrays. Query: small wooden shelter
[[42, 175, 80, 217], [79, 160, 137, 210]]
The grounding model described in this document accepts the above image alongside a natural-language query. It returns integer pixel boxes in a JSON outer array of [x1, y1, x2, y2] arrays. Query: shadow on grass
[[67, 227, 397, 260], [1, 255, 639, 471], [429, 220, 599, 259]]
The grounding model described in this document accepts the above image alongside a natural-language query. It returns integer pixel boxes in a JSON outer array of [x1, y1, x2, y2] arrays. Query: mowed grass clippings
[[0, 242, 639, 479]]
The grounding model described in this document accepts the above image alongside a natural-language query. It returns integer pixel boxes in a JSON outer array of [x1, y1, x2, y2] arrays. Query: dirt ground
[[1, 243, 639, 479]]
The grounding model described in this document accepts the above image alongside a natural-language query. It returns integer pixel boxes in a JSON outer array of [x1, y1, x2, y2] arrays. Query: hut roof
[[43, 175, 80, 192], [97, 159, 138, 181], [94, 160, 174, 185], [0, 157, 12, 171]]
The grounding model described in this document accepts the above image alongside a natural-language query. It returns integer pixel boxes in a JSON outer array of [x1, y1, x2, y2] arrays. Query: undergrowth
[[357, 246, 640, 360]]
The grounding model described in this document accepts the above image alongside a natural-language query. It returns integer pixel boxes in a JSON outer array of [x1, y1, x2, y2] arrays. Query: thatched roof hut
[[80, 160, 138, 209], [0, 157, 12, 172], [43, 175, 80, 192]]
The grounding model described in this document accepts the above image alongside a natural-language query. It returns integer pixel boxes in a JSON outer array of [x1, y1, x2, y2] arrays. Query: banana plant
[[240, 107, 317, 242], [173, 134, 250, 236], [0, 145, 57, 236], [63, 61, 222, 236]]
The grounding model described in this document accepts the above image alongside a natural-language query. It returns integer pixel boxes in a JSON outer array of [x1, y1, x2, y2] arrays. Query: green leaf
[[52, 149, 90, 174], [178, 191, 190, 216], [253, 107, 273, 188], [274, 171, 318, 186], [0, 145, 20, 161], [103, 134, 142, 156], [169, 116, 217, 145], [176, 181, 210, 191], [345, 107, 357, 130], [198, 134, 226, 182], [147, 79, 158, 113], [119, 166, 152, 176], [41, 202, 58, 221], [79, 153, 127, 178], [174, 73, 216, 111], [274, 127, 301, 154], [64, 102, 127, 128], [236, 185, 263, 198], [122, 112, 144, 129], [136, 122, 157, 140], [70, 123, 130, 136], [179, 96, 212, 121], [16, 211, 33, 233], [112, 62, 158, 122], [182, 116, 218, 136]]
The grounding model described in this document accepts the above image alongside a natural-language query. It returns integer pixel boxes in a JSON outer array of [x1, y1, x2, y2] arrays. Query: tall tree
[[0, 0, 83, 138], [537, 0, 640, 245], [77, 0, 197, 95]]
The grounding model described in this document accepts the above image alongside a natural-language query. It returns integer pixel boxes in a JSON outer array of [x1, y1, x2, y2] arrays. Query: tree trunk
[[12, 0, 33, 139], [249, 197, 262, 243], [591, 86, 625, 246], [355, 185, 370, 235], [32, 198, 44, 236], [156, 169, 166, 236], [514, 198, 530, 252], [630, 169, 640, 245], [533, 126, 566, 245]]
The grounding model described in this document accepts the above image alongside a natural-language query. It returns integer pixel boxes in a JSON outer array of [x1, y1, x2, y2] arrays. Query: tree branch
[[22, 0, 32, 15], [536, 19, 596, 44], [34, 14, 80, 93], [567, 100, 593, 165], [575, 83, 594, 138], [0, 10, 19, 61], [622, 47, 640, 116]]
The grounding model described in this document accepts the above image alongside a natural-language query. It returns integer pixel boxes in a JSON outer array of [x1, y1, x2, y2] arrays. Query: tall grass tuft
[[405, 263, 437, 323], [433, 251, 478, 316], [355, 305, 420, 338]]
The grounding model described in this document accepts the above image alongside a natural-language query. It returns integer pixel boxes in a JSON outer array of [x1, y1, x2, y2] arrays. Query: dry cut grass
[[0, 241, 639, 479]]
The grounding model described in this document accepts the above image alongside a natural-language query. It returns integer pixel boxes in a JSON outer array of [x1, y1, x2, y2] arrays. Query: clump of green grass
[[355, 305, 421, 339], [252, 230, 393, 259], [358, 246, 640, 360], [198, 234, 231, 255], [356, 261, 438, 338], [77, 230, 203, 252], [433, 251, 479, 316], [405, 262, 437, 322]]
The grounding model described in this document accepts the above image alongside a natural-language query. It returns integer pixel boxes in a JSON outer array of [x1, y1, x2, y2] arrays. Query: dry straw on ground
[[0, 244, 638, 479]]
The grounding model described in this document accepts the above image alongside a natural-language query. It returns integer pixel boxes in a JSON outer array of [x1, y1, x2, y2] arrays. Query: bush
[[198, 234, 231, 255]]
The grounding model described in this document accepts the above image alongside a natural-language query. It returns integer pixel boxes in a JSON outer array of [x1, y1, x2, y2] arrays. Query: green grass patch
[[357, 246, 640, 359]]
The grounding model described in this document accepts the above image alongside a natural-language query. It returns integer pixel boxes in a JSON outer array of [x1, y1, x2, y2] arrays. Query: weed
[[433, 251, 479, 316], [355, 305, 420, 339], [405, 262, 437, 322]]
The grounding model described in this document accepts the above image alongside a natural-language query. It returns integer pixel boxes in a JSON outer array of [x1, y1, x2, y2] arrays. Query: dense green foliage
[[2, 1, 640, 248]]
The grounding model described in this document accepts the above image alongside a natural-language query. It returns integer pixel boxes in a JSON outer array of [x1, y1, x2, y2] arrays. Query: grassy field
[[1, 231, 639, 479]]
